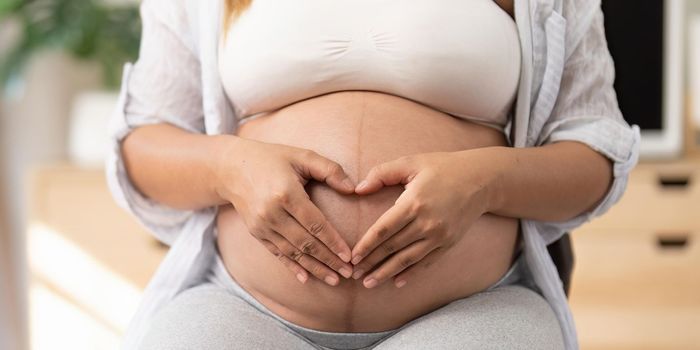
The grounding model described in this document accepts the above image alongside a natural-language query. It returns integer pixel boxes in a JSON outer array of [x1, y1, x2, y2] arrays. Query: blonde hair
[[224, 0, 253, 29]]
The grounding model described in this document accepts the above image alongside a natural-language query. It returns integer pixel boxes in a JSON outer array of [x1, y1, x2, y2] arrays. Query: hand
[[215, 137, 355, 286], [350, 151, 496, 289]]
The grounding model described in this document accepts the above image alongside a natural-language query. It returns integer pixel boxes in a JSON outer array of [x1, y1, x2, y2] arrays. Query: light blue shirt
[[106, 0, 641, 349]]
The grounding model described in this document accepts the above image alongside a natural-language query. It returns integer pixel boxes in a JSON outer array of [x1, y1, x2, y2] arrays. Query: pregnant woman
[[106, 0, 640, 349]]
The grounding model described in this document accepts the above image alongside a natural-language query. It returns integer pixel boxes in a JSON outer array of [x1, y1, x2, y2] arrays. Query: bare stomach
[[216, 91, 519, 332]]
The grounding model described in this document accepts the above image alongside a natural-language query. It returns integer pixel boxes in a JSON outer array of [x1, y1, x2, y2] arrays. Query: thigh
[[139, 283, 317, 350], [373, 285, 564, 350]]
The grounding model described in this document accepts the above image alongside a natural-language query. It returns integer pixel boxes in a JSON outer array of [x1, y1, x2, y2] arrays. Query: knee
[[375, 285, 565, 350], [483, 285, 565, 349], [139, 284, 242, 350]]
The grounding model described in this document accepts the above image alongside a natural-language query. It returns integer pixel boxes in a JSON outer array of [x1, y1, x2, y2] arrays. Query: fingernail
[[363, 278, 377, 289], [356, 180, 368, 191], [325, 275, 339, 286], [339, 252, 351, 263], [296, 273, 307, 284], [396, 280, 407, 288], [351, 255, 362, 265], [352, 269, 364, 280], [339, 267, 352, 279], [343, 178, 355, 190]]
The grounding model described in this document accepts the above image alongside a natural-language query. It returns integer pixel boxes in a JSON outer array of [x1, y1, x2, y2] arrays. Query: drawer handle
[[657, 175, 691, 189], [656, 234, 690, 250]]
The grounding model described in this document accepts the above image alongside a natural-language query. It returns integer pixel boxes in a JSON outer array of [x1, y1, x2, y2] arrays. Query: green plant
[[0, 0, 141, 89]]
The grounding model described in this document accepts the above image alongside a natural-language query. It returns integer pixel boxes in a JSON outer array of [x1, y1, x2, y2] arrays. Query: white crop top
[[219, 0, 521, 130]]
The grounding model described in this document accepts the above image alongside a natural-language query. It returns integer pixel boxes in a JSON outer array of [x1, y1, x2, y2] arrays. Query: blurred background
[[1, 0, 700, 349]]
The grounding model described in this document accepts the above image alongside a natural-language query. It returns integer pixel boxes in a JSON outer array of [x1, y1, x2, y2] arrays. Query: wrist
[[461, 146, 512, 214], [207, 134, 244, 205]]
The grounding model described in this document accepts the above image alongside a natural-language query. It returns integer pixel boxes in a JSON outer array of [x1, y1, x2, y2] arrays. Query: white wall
[[0, 19, 25, 350], [0, 50, 102, 350], [687, 0, 700, 82], [0, 3, 118, 347], [0, 125, 21, 350], [688, 0, 700, 136]]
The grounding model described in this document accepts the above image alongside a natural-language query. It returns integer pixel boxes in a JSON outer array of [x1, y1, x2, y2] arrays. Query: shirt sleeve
[[527, 3, 641, 244], [105, 0, 207, 246]]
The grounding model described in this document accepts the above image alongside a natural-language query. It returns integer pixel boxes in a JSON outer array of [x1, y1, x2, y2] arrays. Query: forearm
[[121, 123, 235, 210], [476, 141, 613, 222]]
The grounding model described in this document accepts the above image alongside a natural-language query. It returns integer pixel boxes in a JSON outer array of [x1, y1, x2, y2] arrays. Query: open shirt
[[106, 0, 641, 349]]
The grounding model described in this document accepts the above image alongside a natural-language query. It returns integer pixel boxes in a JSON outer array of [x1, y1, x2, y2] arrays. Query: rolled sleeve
[[105, 0, 206, 246], [528, 4, 641, 243]]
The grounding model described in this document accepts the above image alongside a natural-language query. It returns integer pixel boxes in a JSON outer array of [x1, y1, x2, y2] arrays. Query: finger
[[362, 239, 437, 289], [392, 247, 444, 288], [259, 239, 309, 284], [284, 189, 353, 263], [352, 220, 423, 280], [351, 192, 417, 265], [294, 150, 355, 194], [267, 232, 342, 286], [273, 209, 353, 278], [355, 156, 417, 194]]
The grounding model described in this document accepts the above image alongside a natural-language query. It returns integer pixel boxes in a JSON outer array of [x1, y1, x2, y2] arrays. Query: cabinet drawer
[[571, 229, 700, 306], [581, 166, 700, 232], [570, 229, 700, 350]]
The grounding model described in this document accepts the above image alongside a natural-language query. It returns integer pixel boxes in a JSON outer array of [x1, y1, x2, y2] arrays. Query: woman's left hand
[[350, 150, 498, 289]]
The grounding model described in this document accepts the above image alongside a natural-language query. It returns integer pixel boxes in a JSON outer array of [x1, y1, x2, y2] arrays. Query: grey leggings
[[140, 254, 564, 349]]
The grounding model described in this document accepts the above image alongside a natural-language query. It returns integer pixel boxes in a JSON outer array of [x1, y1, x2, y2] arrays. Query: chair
[[547, 233, 574, 297]]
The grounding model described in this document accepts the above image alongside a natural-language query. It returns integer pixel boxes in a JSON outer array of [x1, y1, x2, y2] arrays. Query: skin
[[121, 0, 610, 287], [215, 91, 522, 331], [495, 0, 515, 17], [121, 0, 612, 329], [123, 91, 610, 331], [122, 124, 356, 283], [349, 142, 611, 289]]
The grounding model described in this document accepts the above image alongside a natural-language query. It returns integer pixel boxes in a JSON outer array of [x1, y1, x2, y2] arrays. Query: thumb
[[293, 150, 356, 194], [356, 156, 418, 194]]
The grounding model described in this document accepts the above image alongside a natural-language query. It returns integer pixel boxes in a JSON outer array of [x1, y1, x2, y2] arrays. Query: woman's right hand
[[214, 136, 355, 286]]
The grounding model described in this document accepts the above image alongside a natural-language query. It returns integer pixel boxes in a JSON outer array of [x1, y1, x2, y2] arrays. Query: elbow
[[538, 141, 615, 223], [559, 145, 615, 223], [120, 127, 156, 203], [582, 148, 614, 216]]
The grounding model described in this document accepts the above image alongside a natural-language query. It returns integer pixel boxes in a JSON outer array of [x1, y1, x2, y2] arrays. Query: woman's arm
[[121, 122, 358, 283], [347, 141, 614, 287], [479, 141, 612, 222], [121, 123, 233, 210]]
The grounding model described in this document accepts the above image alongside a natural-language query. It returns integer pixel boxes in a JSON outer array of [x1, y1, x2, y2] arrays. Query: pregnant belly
[[216, 91, 520, 332]]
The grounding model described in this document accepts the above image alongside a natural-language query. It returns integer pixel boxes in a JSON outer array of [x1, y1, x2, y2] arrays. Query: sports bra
[[218, 0, 521, 131]]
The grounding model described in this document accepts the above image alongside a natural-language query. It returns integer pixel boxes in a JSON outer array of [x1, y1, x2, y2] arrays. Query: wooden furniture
[[26, 164, 166, 350], [25, 160, 700, 349], [570, 155, 700, 350]]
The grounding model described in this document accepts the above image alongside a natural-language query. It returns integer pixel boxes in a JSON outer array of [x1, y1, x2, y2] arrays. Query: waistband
[[208, 251, 526, 349], [209, 256, 396, 349]]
